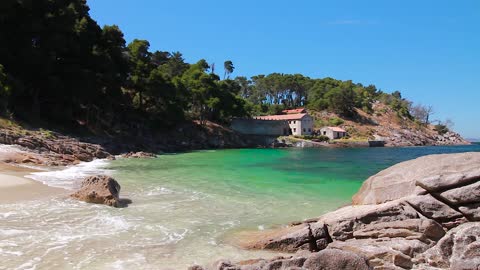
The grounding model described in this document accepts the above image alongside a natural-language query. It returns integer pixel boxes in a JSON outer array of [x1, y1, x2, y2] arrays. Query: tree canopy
[[0, 0, 427, 133]]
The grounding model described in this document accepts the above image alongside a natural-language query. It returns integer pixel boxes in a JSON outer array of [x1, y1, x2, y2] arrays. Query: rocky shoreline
[[0, 122, 478, 269], [194, 152, 480, 270], [0, 118, 472, 167]]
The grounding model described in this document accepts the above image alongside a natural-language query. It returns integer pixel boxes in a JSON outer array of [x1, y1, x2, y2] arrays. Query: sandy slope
[[0, 161, 67, 203]]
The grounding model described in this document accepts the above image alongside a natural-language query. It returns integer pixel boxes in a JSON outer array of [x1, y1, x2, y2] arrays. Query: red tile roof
[[254, 113, 308, 121], [282, 108, 306, 114], [326, 126, 347, 132]]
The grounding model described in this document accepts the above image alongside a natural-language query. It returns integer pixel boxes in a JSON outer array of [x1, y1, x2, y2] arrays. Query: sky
[[88, 0, 480, 138]]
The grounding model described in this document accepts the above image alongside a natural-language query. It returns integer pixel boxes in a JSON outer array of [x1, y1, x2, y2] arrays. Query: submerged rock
[[121, 151, 157, 158], [70, 175, 131, 208]]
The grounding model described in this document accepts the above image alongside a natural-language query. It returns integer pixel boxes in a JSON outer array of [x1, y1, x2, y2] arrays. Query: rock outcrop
[[208, 152, 480, 270], [352, 152, 480, 205], [0, 129, 112, 166], [415, 222, 480, 270], [205, 249, 371, 270], [70, 175, 131, 207]]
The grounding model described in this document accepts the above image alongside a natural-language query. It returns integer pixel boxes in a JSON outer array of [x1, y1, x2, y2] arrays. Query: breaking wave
[[25, 159, 113, 190]]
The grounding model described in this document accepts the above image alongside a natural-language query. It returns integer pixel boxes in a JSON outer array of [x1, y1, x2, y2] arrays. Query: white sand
[[0, 173, 32, 187], [0, 162, 67, 203]]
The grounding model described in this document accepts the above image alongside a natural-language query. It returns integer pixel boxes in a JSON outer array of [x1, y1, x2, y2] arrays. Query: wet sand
[[0, 162, 67, 203]]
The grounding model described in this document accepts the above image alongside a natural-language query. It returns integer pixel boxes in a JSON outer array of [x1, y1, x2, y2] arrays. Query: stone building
[[320, 126, 347, 139], [254, 113, 314, 136]]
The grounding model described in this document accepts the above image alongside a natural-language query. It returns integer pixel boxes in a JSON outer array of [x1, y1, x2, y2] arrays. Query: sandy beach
[[0, 162, 67, 203]]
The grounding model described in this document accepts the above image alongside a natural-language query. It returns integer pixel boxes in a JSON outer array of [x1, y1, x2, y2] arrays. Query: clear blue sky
[[88, 0, 479, 138]]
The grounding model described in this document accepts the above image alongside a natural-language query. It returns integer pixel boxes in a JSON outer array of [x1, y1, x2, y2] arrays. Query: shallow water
[[1, 144, 479, 269]]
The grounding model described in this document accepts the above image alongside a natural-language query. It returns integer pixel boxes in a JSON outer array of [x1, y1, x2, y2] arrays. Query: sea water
[[1, 144, 479, 269]]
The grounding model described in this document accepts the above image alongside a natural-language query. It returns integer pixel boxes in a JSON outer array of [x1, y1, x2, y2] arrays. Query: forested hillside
[[0, 0, 453, 139]]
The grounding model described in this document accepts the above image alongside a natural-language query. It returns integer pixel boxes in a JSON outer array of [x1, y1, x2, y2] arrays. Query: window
[[323, 131, 326, 135], [293, 128, 296, 132], [308, 128, 311, 132], [303, 128, 306, 132], [293, 121, 296, 124]]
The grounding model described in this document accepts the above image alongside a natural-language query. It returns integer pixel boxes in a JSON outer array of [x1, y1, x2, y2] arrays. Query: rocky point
[[198, 152, 480, 270]]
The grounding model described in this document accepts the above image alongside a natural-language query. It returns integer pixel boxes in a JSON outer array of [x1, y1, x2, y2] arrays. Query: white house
[[254, 113, 314, 136], [320, 126, 347, 139]]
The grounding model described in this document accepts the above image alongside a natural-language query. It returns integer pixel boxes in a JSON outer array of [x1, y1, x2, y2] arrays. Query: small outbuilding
[[320, 126, 347, 140]]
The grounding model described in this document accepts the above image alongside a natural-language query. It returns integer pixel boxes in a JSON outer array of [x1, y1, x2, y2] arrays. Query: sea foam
[[25, 159, 113, 190], [0, 144, 25, 154]]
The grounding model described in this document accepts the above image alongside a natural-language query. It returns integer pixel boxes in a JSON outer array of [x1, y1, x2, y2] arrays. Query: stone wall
[[231, 119, 289, 136]]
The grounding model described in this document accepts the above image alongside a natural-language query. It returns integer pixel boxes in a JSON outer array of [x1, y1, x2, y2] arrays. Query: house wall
[[320, 128, 334, 139], [320, 128, 347, 139], [231, 119, 289, 136], [288, 115, 314, 136]]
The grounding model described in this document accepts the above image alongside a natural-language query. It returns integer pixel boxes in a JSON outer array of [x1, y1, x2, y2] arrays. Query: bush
[[295, 135, 330, 142], [434, 124, 449, 135], [314, 135, 330, 142], [328, 117, 344, 126]]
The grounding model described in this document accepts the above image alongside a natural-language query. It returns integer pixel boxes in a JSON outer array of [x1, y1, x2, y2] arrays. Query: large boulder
[[352, 152, 480, 205], [70, 175, 131, 207]]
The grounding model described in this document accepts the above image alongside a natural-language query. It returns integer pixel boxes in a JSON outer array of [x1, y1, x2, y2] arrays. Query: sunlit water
[[1, 144, 479, 269]]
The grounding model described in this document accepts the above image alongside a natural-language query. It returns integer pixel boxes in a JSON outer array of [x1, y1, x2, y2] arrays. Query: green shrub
[[314, 135, 330, 142], [328, 117, 344, 126], [39, 128, 55, 139], [295, 135, 330, 142], [434, 124, 449, 135]]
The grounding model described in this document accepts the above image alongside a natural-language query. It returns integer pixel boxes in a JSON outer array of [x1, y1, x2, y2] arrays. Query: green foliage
[[294, 135, 330, 142], [434, 124, 449, 135], [324, 87, 356, 116], [0, 64, 12, 112], [328, 117, 344, 126], [378, 91, 412, 119], [0, 0, 427, 134], [223, 60, 234, 79], [0, 0, 249, 129], [250, 73, 310, 108], [39, 128, 55, 139]]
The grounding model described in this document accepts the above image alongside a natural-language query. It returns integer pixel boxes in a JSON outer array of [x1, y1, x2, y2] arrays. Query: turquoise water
[[111, 144, 480, 227], [1, 144, 479, 269]]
